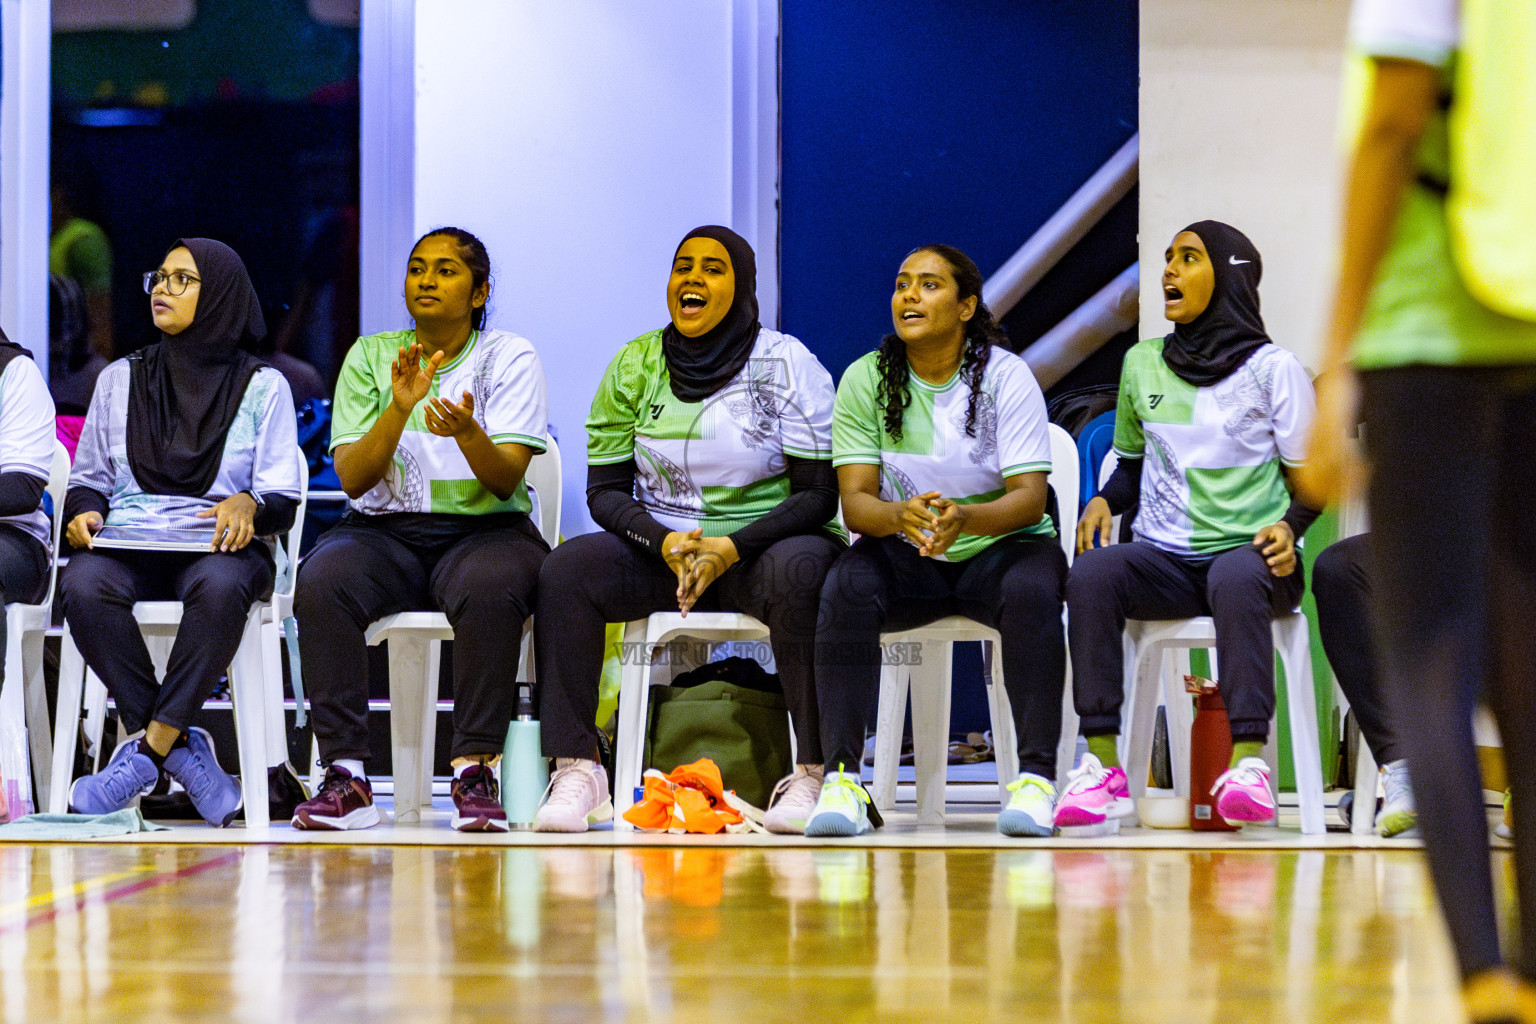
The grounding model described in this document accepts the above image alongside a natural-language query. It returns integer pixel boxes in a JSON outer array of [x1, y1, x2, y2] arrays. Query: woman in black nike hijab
[[1054, 221, 1324, 835], [58, 238, 302, 827]]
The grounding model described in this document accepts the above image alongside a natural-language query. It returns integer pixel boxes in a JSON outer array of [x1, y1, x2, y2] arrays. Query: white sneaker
[[764, 764, 824, 835], [803, 769, 876, 837], [1376, 759, 1419, 838], [997, 773, 1056, 837], [533, 759, 613, 833]]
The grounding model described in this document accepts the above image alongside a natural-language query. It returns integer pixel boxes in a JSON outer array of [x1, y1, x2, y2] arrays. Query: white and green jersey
[[1113, 337, 1314, 555], [0, 357, 56, 548], [586, 327, 839, 537], [832, 347, 1055, 562], [331, 329, 548, 517]]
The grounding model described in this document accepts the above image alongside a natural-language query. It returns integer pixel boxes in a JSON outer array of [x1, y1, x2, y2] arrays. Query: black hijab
[[126, 238, 266, 496], [0, 326, 32, 376], [1162, 220, 1271, 387], [661, 225, 760, 402]]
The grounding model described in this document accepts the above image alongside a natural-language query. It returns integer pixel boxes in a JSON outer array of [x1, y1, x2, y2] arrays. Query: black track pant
[[536, 530, 842, 763], [1067, 540, 1304, 742], [295, 518, 548, 762], [1313, 533, 1400, 764], [1362, 364, 1536, 983], [815, 534, 1068, 778], [0, 524, 49, 681], [60, 545, 275, 735]]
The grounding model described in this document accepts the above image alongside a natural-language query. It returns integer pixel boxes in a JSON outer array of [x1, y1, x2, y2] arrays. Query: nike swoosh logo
[[1229, 255, 1252, 265]]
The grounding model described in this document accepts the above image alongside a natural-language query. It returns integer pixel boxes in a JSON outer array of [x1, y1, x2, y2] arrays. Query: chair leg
[[1056, 619, 1080, 788], [421, 639, 441, 812], [908, 640, 953, 825], [230, 610, 270, 829], [1123, 640, 1164, 800], [21, 631, 51, 805], [1164, 649, 1195, 797], [49, 626, 86, 814], [985, 641, 1019, 805], [869, 662, 907, 812], [612, 621, 649, 831], [260, 618, 289, 769], [1278, 618, 1326, 835], [387, 636, 433, 824]]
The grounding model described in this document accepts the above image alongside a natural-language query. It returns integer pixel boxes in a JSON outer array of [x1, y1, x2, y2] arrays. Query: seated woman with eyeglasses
[[60, 238, 301, 827]]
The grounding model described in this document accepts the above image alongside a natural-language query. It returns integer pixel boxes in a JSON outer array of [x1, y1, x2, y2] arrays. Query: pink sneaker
[[1053, 754, 1134, 828], [1212, 757, 1275, 824]]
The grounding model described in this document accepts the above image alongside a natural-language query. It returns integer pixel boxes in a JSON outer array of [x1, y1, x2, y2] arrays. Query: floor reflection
[[0, 843, 1490, 1022]]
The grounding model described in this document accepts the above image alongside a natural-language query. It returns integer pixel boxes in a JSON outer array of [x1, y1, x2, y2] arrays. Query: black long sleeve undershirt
[[587, 456, 838, 559], [0, 473, 46, 518], [1094, 455, 1322, 539]]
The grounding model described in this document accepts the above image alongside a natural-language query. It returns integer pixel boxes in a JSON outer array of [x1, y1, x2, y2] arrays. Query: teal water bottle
[[502, 683, 549, 830]]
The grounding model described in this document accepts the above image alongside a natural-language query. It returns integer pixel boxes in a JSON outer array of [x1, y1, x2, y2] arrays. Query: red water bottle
[[1188, 678, 1238, 832]]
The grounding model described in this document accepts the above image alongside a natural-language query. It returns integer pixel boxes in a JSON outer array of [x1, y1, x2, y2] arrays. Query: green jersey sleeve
[[1111, 357, 1145, 458], [586, 333, 657, 466], [329, 336, 386, 450], [832, 354, 885, 467]]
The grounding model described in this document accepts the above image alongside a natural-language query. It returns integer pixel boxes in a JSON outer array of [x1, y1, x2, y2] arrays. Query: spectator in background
[[49, 174, 114, 365]]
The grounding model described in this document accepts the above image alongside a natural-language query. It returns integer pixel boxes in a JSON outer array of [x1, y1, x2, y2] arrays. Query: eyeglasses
[[142, 270, 201, 296]]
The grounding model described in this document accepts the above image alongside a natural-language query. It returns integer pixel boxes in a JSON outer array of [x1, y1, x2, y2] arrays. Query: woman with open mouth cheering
[[534, 225, 844, 834]]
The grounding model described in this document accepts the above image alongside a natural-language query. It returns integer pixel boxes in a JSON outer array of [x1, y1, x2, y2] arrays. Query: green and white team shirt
[[331, 329, 548, 517], [1113, 337, 1314, 556], [586, 327, 839, 537], [832, 347, 1055, 563]]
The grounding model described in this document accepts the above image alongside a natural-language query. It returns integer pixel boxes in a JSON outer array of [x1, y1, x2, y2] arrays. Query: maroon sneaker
[[451, 763, 509, 832], [292, 765, 381, 830]]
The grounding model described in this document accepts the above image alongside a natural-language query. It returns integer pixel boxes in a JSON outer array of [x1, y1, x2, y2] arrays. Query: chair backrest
[[37, 441, 71, 610], [524, 435, 563, 545], [1045, 423, 1080, 566], [1097, 448, 1125, 546], [274, 444, 310, 600]]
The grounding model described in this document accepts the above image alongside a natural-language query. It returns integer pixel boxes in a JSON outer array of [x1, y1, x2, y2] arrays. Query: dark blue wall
[[781, 1, 1139, 381]]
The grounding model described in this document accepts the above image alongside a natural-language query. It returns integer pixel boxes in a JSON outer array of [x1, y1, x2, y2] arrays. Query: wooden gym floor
[[0, 838, 1494, 1023]]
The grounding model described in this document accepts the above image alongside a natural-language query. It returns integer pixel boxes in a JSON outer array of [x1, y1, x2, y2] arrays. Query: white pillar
[[1, 0, 51, 379], [359, 0, 415, 337], [731, 0, 781, 328]]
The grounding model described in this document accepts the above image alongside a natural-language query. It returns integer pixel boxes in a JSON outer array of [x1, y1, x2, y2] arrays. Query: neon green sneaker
[[1375, 759, 1419, 838], [804, 765, 881, 837], [998, 773, 1057, 837]]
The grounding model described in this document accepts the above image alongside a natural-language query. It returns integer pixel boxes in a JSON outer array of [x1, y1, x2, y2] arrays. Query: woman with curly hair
[[805, 244, 1067, 838]]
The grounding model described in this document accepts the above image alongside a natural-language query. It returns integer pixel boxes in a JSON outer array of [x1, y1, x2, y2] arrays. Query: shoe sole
[[804, 813, 870, 837], [1054, 795, 1133, 829], [453, 814, 511, 832], [293, 804, 382, 831], [997, 809, 1053, 837], [1376, 809, 1419, 838], [1217, 789, 1274, 824], [534, 797, 614, 834]]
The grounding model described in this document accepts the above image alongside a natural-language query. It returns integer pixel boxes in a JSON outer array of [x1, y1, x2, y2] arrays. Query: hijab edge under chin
[[1160, 220, 1270, 388], [125, 237, 267, 497], [660, 225, 761, 404]]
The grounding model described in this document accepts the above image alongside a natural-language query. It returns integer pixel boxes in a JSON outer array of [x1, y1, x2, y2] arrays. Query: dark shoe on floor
[[164, 727, 243, 827], [267, 761, 310, 822], [292, 764, 380, 831], [451, 763, 509, 832]]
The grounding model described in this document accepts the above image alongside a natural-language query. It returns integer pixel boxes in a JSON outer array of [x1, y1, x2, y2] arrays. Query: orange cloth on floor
[[621, 758, 746, 833]]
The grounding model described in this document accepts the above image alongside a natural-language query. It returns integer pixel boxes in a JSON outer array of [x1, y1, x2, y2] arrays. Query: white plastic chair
[[868, 422, 1080, 824], [1328, 494, 1380, 836], [611, 610, 773, 830], [0, 442, 71, 805], [48, 447, 310, 828], [352, 437, 561, 823], [1120, 612, 1327, 835]]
